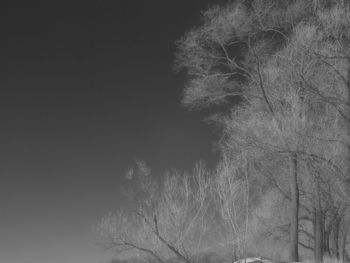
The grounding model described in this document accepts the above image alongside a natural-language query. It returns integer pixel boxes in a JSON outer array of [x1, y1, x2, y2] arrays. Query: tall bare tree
[[176, 1, 350, 261]]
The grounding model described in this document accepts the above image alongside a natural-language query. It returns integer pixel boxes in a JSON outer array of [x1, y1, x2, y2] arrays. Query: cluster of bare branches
[[96, 162, 217, 263]]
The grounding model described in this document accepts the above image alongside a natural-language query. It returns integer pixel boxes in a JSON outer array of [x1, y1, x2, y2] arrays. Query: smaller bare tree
[[96, 162, 212, 263], [214, 153, 250, 261]]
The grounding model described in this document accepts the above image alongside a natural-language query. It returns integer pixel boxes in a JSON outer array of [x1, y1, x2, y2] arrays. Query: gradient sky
[[0, 1, 225, 263]]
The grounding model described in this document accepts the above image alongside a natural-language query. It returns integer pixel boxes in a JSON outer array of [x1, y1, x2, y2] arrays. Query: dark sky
[[0, 1, 225, 263]]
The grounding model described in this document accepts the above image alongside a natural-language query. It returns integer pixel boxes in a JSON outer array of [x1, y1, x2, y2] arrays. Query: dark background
[[0, 1, 225, 263]]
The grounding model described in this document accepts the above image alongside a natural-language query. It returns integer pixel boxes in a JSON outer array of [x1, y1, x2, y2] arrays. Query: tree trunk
[[340, 223, 349, 263], [314, 206, 324, 263], [332, 217, 341, 260], [323, 222, 332, 257], [347, 56, 350, 199], [323, 228, 331, 256], [289, 153, 299, 262], [313, 171, 324, 263]]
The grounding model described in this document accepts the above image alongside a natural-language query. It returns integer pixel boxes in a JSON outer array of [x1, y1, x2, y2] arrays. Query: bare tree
[[176, 1, 350, 262], [96, 162, 212, 263], [214, 152, 250, 261]]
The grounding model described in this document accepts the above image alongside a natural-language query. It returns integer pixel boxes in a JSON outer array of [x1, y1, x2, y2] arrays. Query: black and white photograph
[[1, 1, 350, 263]]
